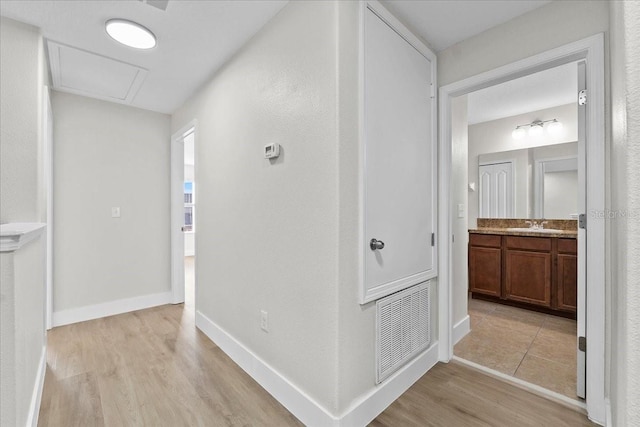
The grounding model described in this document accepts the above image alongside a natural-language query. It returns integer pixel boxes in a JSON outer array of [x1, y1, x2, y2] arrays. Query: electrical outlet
[[260, 310, 269, 332], [111, 207, 121, 218]]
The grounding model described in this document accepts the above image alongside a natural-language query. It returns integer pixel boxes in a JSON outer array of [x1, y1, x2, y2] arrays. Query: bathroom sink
[[506, 228, 564, 233]]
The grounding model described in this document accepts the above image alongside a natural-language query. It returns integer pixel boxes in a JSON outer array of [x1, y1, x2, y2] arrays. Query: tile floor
[[454, 296, 580, 400]]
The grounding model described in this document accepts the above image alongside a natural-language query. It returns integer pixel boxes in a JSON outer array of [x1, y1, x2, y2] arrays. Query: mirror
[[474, 141, 577, 220]]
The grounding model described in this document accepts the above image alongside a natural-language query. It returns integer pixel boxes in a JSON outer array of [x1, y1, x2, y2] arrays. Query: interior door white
[[363, 8, 435, 303], [478, 162, 514, 218]]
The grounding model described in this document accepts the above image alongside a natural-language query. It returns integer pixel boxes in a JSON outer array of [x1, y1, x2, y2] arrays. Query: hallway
[[36, 259, 593, 426]]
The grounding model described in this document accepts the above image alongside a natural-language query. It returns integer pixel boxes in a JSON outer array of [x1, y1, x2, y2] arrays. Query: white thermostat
[[264, 143, 281, 159]]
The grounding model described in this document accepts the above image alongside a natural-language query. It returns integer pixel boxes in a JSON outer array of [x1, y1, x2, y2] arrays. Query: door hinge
[[579, 213, 587, 229], [578, 89, 587, 106], [578, 336, 586, 352], [431, 233, 435, 246], [430, 83, 435, 99]]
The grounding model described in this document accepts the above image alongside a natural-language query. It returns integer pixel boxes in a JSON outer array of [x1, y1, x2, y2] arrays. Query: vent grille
[[376, 281, 430, 383], [137, 0, 169, 11]]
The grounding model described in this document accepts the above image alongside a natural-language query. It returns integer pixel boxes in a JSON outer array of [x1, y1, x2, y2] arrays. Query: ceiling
[[0, 0, 287, 114], [380, 0, 551, 52], [1, 0, 552, 115], [467, 62, 578, 125]]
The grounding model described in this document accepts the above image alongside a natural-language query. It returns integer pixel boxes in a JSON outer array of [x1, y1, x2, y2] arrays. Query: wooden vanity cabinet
[[468, 234, 502, 298], [469, 233, 577, 317], [504, 236, 552, 308], [556, 238, 578, 312]]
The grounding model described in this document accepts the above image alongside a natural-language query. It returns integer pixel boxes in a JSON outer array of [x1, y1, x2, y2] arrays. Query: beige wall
[[52, 91, 171, 313], [610, 1, 640, 426]]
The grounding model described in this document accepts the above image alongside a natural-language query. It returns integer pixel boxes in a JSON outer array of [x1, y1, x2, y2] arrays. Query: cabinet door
[[363, 7, 436, 302], [505, 250, 552, 307], [469, 246, 501, 297], [557, 253, 577, 312]]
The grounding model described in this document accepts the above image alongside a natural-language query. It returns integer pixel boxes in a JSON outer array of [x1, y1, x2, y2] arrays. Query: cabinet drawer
[[558, 238, 577, 254], [469, 233, 501, 248], [505, 236, 551, 251]]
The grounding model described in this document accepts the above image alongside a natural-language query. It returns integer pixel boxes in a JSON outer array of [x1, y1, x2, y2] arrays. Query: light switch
[[111, 207, 121, 218], [457, 204, 465, 218]]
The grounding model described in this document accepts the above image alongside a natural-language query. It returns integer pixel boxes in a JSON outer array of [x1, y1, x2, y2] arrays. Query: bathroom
[[451, 62, 584, 402]]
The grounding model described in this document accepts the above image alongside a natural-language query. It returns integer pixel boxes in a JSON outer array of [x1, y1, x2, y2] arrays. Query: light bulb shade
[[528, 123, 544, 136], [106, 19, 156, 49], [547, 119, 563, 135], [512, 127, 526, 139]]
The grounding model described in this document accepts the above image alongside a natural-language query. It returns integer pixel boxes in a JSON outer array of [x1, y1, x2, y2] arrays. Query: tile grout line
[[513, 314, 547, 375]]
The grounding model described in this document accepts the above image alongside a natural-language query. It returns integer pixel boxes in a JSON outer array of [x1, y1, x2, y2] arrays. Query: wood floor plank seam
[[38, 264, 593, 426]]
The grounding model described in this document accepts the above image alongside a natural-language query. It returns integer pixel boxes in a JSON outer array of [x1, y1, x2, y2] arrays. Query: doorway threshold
[[451, 356, 587, 414]]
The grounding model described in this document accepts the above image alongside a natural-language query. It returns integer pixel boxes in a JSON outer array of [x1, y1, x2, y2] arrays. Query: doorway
[[438, 34, 605, 423], [171, 122, 197, 306]]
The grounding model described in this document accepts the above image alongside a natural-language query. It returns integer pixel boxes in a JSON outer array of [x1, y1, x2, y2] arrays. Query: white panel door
[[363, 8, 435, 303], [478, 162, 514, 218]]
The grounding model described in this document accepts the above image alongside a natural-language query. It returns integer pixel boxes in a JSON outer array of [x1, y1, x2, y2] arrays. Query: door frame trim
[[170, 120, 197, 304], [438, 34, 605, 424]]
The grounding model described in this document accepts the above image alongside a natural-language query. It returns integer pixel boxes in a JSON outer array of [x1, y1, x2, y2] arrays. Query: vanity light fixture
[[105, 19, 156, 49], [511, 118, 563, 140]]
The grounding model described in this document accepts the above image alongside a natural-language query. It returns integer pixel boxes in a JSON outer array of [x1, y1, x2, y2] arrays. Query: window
[[184, 181, 194, 232]]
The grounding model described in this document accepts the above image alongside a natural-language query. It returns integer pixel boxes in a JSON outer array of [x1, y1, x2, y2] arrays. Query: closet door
[[363, 7, 436, 303]]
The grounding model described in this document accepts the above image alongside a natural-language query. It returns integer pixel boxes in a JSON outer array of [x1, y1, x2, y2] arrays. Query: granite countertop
[[469, 218, 578, 239], [469, 227, 577, 238]]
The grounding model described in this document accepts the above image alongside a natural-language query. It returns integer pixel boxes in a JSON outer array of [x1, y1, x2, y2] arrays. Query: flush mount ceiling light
[[511, 118, 563, 139], [105, 19, 156, 49]]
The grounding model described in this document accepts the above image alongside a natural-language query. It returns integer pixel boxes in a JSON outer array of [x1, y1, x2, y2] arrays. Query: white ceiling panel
[[48, 41, 147, 103]]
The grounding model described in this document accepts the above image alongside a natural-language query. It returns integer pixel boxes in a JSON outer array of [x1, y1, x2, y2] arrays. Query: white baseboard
[[26, 344, 46, 427], [603, 398, 611, 427], [195, 310, 439, 427], [453, 315, 470, 345], [52, 291, 173, 327], [338, 343, 439, 426]]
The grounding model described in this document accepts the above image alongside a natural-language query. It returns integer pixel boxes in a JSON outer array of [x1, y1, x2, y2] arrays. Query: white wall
[[52, 91, 172, 319], [609, 1, 640, 425], [0, 17, 45, 222], [438, 0, 610, 87], [0, 16, 47, 427], [468, 103, 578, 227], [172, 0, 341, 413], [451, 95, 469, 326]]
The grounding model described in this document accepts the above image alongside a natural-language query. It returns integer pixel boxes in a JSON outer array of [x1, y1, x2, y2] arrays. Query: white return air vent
[[376, 281, 430, 383]]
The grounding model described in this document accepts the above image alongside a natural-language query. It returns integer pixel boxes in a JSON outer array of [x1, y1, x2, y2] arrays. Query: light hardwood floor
[[39, 260, 593, 426]]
